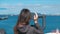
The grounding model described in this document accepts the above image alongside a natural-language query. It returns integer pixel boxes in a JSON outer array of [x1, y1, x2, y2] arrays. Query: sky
[[0, 0, 60, 15]]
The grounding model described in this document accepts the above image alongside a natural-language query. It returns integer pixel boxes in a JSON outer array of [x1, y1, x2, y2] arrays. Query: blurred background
[[0, 0, 60, 34]]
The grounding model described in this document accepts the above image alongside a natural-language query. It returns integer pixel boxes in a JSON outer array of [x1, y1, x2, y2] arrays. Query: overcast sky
[[0, 0, 60, 15]]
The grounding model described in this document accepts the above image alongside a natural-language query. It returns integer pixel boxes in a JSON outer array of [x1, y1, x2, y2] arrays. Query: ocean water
[[0, 15, 60, 34]]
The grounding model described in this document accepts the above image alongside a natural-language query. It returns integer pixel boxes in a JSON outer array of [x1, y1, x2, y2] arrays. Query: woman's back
[[15, 23, 43, 34]]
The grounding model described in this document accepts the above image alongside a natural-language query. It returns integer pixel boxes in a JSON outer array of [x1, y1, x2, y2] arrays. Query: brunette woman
[[14, 9, 44, 34]]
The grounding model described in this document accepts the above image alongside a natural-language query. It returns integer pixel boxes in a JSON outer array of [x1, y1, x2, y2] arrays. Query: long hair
[[17, 8, 31, 25], [14, 9, 31, 34]]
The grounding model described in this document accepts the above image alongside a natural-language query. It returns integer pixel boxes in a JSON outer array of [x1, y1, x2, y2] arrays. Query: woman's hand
[[34, 12, 38, 23]]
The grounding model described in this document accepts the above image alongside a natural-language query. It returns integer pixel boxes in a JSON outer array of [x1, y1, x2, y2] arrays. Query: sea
[[0, 15, 60, 34]]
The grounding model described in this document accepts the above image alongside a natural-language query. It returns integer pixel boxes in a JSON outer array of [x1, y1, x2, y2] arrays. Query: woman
[[14, 9, 44, 34]]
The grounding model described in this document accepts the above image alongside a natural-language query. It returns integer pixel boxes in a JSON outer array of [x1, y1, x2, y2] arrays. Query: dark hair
[[17, 9, 31, 25]]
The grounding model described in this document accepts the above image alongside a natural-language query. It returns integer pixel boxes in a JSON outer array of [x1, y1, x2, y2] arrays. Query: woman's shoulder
[[28, 25, 36, 30]]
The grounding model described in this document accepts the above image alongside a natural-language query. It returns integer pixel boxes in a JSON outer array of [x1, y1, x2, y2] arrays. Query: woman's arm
[[34, 12, 42, 30], [33, 12, 44, 34], [34, 21, 43, 31]]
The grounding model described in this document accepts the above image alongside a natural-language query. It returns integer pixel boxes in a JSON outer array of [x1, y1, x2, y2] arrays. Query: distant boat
[[45, 28, 60, 34], [0, 16, 8, 20]]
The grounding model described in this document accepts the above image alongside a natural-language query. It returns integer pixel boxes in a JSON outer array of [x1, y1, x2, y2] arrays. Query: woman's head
[[17, 9, 31, 25]]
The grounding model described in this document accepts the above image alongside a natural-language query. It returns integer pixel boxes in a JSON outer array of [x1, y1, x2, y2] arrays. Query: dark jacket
[[14, 23, 44, 34]]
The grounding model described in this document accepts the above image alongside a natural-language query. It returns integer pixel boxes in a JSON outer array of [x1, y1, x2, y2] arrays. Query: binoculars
[[31, 12, 46, 30]]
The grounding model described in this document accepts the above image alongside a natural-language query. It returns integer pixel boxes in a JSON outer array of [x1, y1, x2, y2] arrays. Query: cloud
[[27, 4, 60, 15], [0, 8, 7, 10], [0, 3, 60, 15]]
